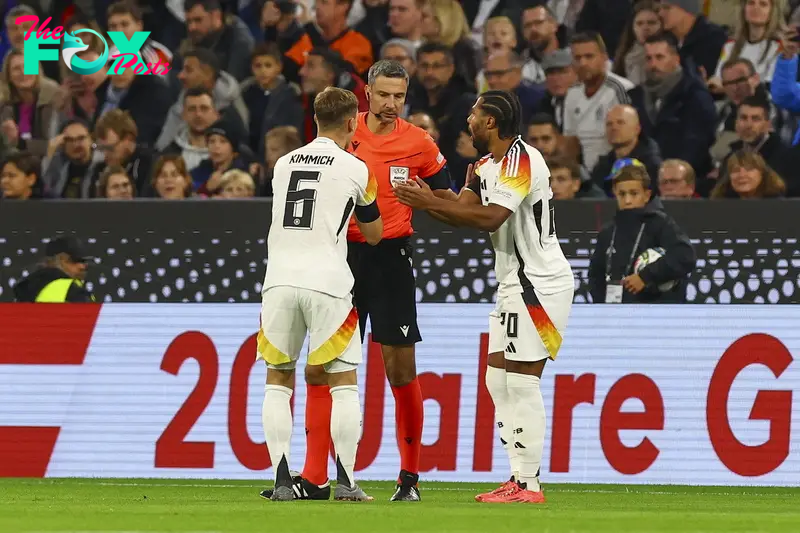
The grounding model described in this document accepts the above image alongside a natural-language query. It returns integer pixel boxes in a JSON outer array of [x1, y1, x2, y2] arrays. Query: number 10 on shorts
[[500, 312, 518, 338]]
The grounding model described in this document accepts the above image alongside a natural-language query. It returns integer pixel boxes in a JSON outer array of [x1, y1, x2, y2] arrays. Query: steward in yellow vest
[[13, 236, 95, 303]]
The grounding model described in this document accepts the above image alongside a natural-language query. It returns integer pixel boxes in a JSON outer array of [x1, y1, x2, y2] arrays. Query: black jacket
[[575, 0, 632, 58], [13, 267, 94, 303], [591, 137, 663, 196], [629, 73, 717, 179], [407, 77, 476, 189], [589, 201, 696, 303], [90, 76, 172, 148], [240, 78, 304, 159], [91, 146, 155, 198], [677, 16, 728, 79]]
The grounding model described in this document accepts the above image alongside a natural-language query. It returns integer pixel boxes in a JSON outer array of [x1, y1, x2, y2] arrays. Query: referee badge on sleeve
[[390, 166, 410, 187]]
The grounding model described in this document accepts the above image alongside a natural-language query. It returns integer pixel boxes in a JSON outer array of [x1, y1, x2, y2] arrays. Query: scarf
[[642, 66, 683, 123]]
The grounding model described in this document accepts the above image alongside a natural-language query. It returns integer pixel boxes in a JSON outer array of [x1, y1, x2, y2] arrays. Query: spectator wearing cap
[[13, 236, 95, 303], [658, 159, 698, 199], [91, 109, 155, 196], [420, 0, 480, 91], [629, 33, 717, 182], [563, 32, 634, 171], [181, 0, 255, 81], [43, 119, 102, 199], [1, 150, 46, 200], [592, 104, 662, 197], [538, 49, 577, 130], [520, 4, 568, 84], [260, 0, 305, 55], [298, 48, 369, 142], [191, 117, 252, 195], [658, 0, 727, 78], [156, 48, 248, 153], [574, 0, 633, 56], [284, 0, 374, 83], [241, 43, 303, 156]]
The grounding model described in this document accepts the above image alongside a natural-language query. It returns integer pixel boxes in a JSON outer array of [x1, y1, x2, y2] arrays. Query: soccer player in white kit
[[258, 87, 383, 502], [394, 90, 574, 504]]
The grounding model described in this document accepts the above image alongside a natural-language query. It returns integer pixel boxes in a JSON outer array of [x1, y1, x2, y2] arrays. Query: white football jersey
[[470, 137, 574, 298], [562, 71, 633, 170], [264, 137, 378, 298]]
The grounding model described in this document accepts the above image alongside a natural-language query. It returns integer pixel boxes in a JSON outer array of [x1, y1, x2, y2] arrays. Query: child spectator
[[218, 169, 256, 198], [191, 118, 251, 196], [152, 154, 194, 199], [588, 165, 695, 303], [96, 165, 135, 199], [1, 151, 46, 200], [240, 43, 303, 155], [260, 125, 302, 196]]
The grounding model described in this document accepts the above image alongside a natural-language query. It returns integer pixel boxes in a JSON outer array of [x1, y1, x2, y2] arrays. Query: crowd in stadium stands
[[2, 0, 800, 201]]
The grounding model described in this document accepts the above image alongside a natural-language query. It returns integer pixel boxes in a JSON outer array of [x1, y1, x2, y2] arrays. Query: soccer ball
[[633, 247, 676, 292]]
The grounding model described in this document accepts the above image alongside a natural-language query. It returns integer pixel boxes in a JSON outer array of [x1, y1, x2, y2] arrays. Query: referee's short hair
[[478, 90, 522, 140], [314, 87, 359, 130]]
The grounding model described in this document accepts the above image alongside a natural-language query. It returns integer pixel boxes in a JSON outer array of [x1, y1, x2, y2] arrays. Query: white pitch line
[[35, 481, 792, 497]]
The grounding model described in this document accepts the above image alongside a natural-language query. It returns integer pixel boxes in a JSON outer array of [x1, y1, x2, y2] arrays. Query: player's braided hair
[[479, 90, 522, 140]]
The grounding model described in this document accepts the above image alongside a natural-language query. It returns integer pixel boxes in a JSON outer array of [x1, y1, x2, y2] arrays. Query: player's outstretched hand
[[394, 176, 434, 209]]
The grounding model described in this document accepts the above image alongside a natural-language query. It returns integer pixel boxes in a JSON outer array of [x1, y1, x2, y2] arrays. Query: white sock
[[262, 384, 294, 474], [485, 365, 520, 480], [330, 385, 361, 488], [506, 373, 545, 492]]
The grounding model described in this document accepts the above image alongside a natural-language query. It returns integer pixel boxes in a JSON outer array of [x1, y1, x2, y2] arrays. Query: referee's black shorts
[[347, 236, 421, 346]]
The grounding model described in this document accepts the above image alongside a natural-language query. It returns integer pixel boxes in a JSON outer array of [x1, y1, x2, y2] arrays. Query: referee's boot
[[259, 471, 332, 501], [390, 470, 421, 502]]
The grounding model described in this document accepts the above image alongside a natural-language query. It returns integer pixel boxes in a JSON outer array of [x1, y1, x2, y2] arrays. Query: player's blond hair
[[314, 87, 359, 130]]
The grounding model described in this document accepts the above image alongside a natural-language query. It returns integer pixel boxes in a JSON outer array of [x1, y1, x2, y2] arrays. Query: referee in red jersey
[[299, 60, 453, 502]]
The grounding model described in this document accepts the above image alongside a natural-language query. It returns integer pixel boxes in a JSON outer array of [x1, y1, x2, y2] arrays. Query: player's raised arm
[[355, 169, 383, 245]]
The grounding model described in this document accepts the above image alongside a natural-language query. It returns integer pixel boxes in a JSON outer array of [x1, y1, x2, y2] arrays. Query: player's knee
[[304, 364, 328, 385], [327, 367, 357, 388], [487, 351, 505, 368], [266, 367, 296, 388], [383, 350, 417, 386]]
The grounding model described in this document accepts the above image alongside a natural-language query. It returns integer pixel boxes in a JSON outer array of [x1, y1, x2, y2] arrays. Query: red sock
[[301, 384, 332, 486], [391, 378, 423, 475]]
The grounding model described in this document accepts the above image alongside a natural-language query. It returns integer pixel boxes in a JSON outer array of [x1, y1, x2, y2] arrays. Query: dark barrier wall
[[0, 200, 798, 303]]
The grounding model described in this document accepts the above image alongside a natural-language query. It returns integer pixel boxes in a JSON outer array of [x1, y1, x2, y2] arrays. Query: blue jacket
[[770, 55, 800, 145]]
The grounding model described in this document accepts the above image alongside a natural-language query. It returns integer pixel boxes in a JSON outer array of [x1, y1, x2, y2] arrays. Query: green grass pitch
[[1, 479, 798, 532]]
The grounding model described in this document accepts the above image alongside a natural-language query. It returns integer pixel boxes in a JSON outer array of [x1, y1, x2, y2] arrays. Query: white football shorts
[[488, 287, 574, 362], [257, 286, 362, 373]]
